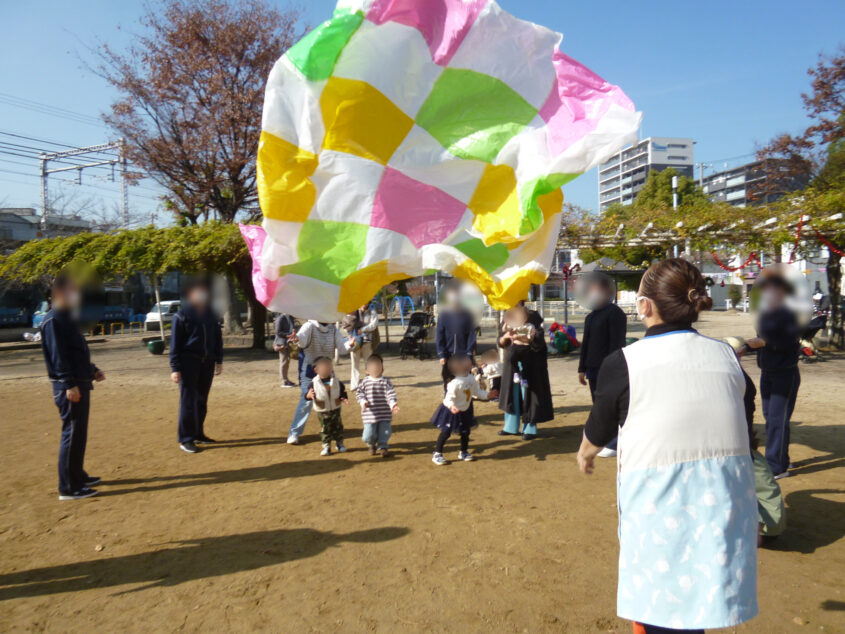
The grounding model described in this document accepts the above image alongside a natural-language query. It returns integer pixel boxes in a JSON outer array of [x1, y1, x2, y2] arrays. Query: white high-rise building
[[598, 137, 694, 211]]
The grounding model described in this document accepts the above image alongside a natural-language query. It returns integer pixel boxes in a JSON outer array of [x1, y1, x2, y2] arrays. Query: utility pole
[[119, 138, 129, 226], [672, 176, 679, 258], [39, 140, 127, 231], [39, 154, 49, 233]]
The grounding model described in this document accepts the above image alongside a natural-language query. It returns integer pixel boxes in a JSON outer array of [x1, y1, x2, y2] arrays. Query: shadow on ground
[[0, 526, 409, 600], [99, 459, 355, 496], [768, 488, 845, 554]]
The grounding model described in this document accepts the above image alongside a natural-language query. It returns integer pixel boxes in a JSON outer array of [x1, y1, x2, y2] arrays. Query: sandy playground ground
[[0, 310, 843, 633]]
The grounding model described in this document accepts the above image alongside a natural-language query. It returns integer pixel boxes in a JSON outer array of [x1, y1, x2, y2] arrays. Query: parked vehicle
[[31, 298, 133, 329], [0, 287, 39, 327], [145, 300, 181, 331]]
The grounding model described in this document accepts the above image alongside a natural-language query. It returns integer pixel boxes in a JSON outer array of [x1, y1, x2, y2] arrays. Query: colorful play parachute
[[249, 0, 640, 320]]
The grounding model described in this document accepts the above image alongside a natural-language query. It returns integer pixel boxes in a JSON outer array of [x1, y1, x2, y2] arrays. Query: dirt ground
[[0, 311, 843, 633]]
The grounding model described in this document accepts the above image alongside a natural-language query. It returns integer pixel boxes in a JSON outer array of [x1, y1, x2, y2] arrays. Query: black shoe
[[498, 430, 519, 436], [522, 433, 537, 440], [59, 487, 98, 500], [84, 476, 102, 486], [180, 441, 201, 453], [195, 435, 217, 444]]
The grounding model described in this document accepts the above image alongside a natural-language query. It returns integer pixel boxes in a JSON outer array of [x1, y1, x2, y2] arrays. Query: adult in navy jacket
[[170, 279, 223, 454], [746, 272, 802, 479], [40, 273, 105, 500], [435, 286, 477, 389]]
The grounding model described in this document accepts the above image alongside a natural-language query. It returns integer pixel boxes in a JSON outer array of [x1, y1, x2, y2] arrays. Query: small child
[[477, 348, 502, 392], [306, 356, 348, 456], [430, 356, 498, 465], [356, 353, 399, 457]]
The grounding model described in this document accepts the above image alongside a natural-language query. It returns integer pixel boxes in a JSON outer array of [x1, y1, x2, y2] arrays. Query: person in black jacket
[[170, 279, 223, 454], [577, 273, 627, 457], [435, 285, 477, 389], [746, 272, 801, 479], [40, 273, 105, 500]]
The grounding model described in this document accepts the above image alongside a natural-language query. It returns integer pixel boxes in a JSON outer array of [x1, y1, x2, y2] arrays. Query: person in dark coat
[[498, 305, 554, 439], [746, 272, 801, 479], [40, 272, 105, 500], [170, 279, 223, 454], [435, 285, 477, 389], [577, 272, 627, 457]]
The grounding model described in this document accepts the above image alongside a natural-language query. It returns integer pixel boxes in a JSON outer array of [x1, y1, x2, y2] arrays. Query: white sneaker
[[320, 444, 331, 456], [336, 443, 347, 453], [597, 447, 617, 458], [432, 452, 447, 466], [286, 435, 300, 445], [774, 471, 791, 480], [458, 451, 475, 462]]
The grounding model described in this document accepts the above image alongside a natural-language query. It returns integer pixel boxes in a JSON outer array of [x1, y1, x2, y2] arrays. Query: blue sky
[[1, 0, 843, 220]]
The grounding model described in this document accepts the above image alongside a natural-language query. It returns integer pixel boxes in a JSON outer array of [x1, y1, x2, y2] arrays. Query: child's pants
[[362, 420, 391, 449], [318, 409, 344, 444], [435, 428, 469, 454]]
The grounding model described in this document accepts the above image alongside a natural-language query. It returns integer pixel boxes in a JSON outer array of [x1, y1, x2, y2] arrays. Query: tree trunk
[[827, 251, 842, 348], [233, 258, 267, 349], [154, 276, 166, 343], [220, 274, 245, 335]]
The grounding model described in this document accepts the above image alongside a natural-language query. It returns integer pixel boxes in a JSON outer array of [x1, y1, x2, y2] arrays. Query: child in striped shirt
[[356, 354, 399, 457]]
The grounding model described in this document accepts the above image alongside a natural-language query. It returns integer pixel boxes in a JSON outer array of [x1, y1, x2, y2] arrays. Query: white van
[[144, 300, 181, 331]]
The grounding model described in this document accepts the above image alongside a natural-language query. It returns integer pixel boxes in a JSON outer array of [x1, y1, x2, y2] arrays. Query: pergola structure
[[557, 212, 844, 253]]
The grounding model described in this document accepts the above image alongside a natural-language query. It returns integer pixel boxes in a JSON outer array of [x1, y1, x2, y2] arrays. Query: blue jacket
[[40, 308, 99, 390], [756, 306, 800, 372], [170, 305, 223, 371], [436, 308, 476, 359]]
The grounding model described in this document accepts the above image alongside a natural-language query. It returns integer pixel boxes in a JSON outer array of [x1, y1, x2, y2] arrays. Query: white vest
[[615, 331, 758, 629], [619, 331, 749, 472]]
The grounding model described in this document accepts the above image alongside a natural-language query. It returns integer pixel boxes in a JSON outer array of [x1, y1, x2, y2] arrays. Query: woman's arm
[[577, 350, 630, 474]]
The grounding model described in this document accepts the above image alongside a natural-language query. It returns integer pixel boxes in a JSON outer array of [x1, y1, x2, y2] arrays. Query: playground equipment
[[390, 296, 416, 327]]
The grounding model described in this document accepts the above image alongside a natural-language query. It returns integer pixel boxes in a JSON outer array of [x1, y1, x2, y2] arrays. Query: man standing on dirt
[[577, 272, 627, 458], [40, 272, 105, 500], [274, 312, 296, 388], [170, 278, 223, 454]]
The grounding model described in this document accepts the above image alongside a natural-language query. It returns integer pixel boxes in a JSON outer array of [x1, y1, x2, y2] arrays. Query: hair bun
[[690, 287, 713, 313]]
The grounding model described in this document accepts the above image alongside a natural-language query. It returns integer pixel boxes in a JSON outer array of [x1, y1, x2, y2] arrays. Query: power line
[[0, 92, 106, 128]]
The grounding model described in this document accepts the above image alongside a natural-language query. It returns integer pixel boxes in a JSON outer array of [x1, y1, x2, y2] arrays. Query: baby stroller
[[400, 312, 434, 360]]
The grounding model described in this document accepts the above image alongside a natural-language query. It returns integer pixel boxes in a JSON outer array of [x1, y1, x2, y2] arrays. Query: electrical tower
[[39, 139, 128, 229]]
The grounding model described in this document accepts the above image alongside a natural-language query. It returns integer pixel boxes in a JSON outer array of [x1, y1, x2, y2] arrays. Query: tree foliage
[[0, 224, 247, 286], [98, 0, 300, 225]]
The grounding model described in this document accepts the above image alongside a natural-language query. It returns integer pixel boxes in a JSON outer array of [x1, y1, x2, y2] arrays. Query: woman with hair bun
[[576, 258, 758, 634]]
